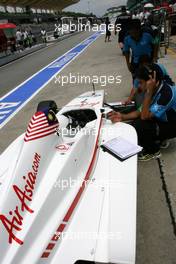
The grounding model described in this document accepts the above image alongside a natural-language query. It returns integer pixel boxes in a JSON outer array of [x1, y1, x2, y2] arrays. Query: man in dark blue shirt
[[123, 21, 157, 77], [108, 64, 176, 161]]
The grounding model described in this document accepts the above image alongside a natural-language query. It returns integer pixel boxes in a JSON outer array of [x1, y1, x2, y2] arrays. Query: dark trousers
[[118, 30, 126, 43], [132, 119, 176, 154]]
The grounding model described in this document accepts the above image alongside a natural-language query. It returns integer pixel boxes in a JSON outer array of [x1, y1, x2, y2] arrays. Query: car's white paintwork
[[0, 90, 137, 264]]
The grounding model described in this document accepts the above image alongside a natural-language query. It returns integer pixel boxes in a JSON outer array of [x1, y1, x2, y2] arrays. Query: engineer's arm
[[108, 110, 140, 123], [141, 91, 154, 120]]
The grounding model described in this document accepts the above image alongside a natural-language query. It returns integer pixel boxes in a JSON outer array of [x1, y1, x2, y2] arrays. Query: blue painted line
[[0, 32, 101, 129]]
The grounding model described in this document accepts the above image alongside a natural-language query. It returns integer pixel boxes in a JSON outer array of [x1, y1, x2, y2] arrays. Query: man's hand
[[146, 71, 159, 95], [141, 72, 158, 120], [108, 110, 140, 122], [107, 111, 122, 123], [123, 98, 133, 105]]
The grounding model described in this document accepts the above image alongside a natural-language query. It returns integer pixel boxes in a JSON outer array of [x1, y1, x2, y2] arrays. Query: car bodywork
[[0, 90, 137, 264]]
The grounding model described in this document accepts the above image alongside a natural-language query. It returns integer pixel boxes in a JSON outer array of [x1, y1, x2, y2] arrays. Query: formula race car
[[0, 90, 137, 264]]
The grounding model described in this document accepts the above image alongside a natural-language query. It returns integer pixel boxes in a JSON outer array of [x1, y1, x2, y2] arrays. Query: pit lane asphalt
[[0, 31, 92, 98]]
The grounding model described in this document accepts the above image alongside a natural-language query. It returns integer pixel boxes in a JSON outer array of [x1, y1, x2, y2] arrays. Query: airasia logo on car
[[0, 153, 41, 245]]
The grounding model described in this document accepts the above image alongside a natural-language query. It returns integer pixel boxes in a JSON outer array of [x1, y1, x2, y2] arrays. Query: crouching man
[[108, 64, 176, 161]]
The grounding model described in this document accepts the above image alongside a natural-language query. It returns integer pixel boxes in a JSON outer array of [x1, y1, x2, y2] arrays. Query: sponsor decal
[[56, 144, 70, 153], [79, 101, 100, 108], [24, 112, 58, 142], [78, 94, 102, 99], [0, 153, 41, 245], [65, 101, 101, 108]]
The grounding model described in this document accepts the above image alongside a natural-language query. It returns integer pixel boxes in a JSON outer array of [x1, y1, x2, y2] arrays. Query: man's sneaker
[[160, 140, 170, 149], [138, 151, 161, 162]]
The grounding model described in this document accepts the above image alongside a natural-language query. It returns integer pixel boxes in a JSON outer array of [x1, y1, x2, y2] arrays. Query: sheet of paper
[[103, 136, 142, 159]]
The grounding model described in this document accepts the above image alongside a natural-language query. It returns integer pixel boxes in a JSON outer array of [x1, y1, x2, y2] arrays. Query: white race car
[[0, 90, 137, 264]]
